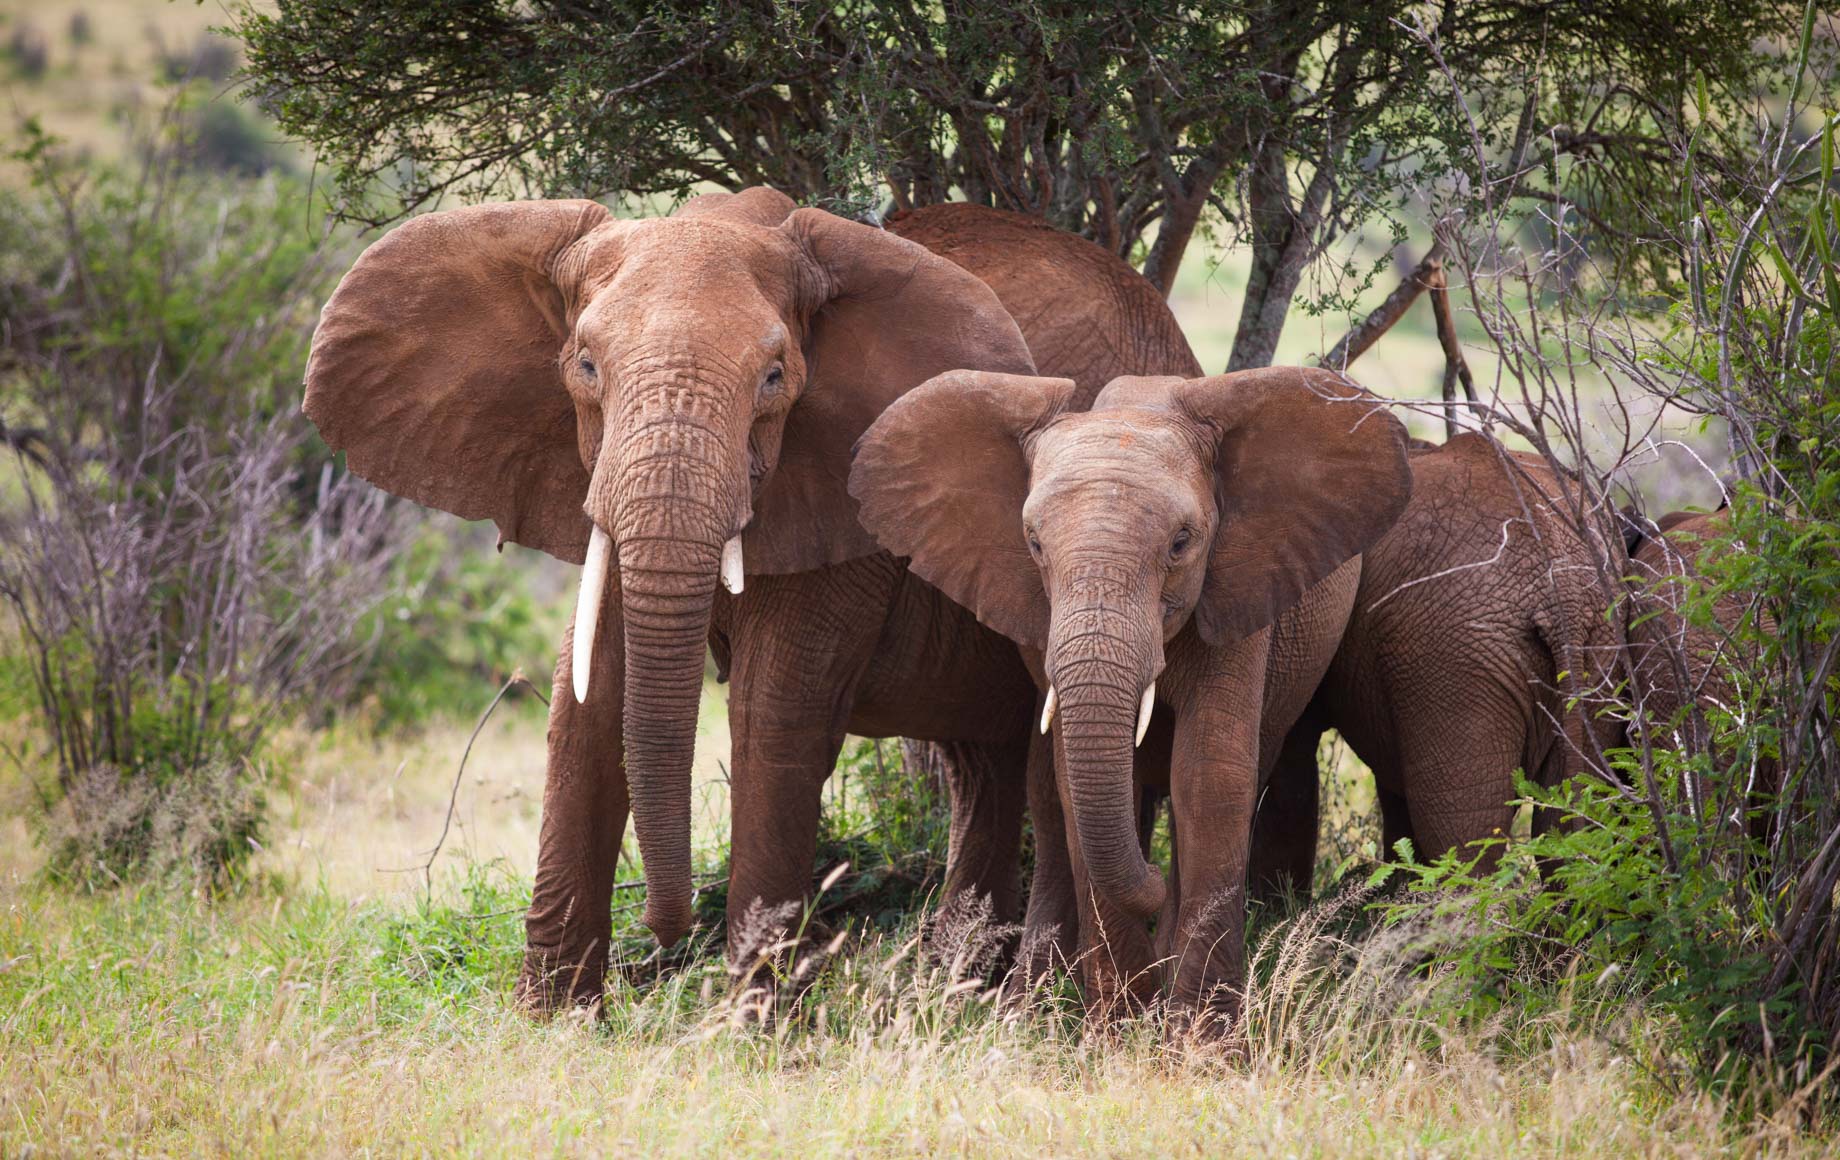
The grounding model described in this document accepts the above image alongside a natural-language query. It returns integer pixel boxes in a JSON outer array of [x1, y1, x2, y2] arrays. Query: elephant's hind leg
[[1397, 698, 1524, 868], [931, 736, 1028, 924], [1248, 712, 1325, 904]]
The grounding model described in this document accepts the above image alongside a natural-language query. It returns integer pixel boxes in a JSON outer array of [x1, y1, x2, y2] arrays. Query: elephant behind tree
[[850, 367, 1412, 1029], [1250, 433, 1629, 895], [302, 187, 1202, 1011], [1624, 510, 1778, 803]]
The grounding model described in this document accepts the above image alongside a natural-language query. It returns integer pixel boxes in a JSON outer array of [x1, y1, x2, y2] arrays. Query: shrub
[[5, 21, 48, 81], [0, 114, 403, 885], [1378, 22, 1839, 1086], [340, 519, 558, 733]]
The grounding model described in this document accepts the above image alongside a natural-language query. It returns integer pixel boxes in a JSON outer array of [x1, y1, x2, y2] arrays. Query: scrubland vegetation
[[2, 1, 1837, 1154]]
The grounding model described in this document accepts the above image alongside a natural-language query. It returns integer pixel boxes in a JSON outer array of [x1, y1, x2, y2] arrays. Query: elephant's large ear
[[303, 200, 615, 564], [849, 371, 1074, 650], [744, 209, 1038, 574], [1170, 367, 1412, 645]]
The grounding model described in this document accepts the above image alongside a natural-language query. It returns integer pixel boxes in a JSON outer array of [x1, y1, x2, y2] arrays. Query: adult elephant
[[303, 188, 1199, 1009], [1249, 433, 1629, 895], [850, 368, 1412, 1029]]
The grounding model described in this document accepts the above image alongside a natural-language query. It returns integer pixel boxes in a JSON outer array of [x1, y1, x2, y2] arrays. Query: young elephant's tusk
[[720, 535, 745, 595], [571, 526, 613, 704], [1135, 681, 1156, 747], [1039, 685, 1058, 735]]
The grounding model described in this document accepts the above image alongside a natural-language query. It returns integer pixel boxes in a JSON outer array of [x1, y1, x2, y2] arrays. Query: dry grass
[[0, 878, 1821, 1157], [2, 700, 1834, 1156]]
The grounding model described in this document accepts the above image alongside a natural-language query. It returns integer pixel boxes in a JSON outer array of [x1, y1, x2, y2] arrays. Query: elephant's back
[[1345, 434, 1612, 693], [1626, 510, 1762, 736], [887, 203, 1201, 404]]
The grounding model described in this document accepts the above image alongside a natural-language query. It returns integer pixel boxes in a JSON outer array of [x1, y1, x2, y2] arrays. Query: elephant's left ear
[[1172, 368, 1413, 646], [850, 370, 1076, 651], [741, 209, 1038, 574]]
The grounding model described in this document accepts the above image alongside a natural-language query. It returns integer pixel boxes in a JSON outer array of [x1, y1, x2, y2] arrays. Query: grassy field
[[4, 699, 1833, 1156]]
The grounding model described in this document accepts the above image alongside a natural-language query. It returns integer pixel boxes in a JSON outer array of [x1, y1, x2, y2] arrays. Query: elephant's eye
[[577, 355, 597, 380], [1170, 528, 1193, 560], [1026, 529, 1042, 558], [760, 364, 784, 398]]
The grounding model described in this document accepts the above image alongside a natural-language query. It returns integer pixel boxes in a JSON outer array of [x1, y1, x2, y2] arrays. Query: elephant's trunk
[[616, 528, 721, 947], [595, 368, 751, 948], [1048, 597, 1166, 920]]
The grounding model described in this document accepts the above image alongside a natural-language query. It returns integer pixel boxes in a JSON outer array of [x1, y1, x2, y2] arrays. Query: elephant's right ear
[[304, 200, 615, 564], [1169, 367, 1412, 645], [849, 370, 1075, 650]]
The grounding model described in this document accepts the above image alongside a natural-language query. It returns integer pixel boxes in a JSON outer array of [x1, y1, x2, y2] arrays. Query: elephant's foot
[[1162, 992, 1246, 1059], [513, 941, 608, 1016], [1014, 917, 1074, 991]]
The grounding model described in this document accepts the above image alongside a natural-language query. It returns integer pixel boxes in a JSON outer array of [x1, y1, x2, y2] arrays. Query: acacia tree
[[235, 0, 1788, 371]]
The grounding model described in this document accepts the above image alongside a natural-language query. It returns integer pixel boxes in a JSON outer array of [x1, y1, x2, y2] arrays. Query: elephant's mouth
[[569, 522, 747, 704], [1039, 678, 1158, 746]]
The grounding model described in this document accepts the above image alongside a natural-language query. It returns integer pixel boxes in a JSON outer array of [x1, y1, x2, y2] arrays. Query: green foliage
[[1384, 61, 1840, 1082], [812, 740, 952, 932], [1372, 768, 1792, 1072], [345, 523, 558, 732], [0, 111, 400, 887], [230, 0, 1791, 362], [371, 861, 528, 1008]]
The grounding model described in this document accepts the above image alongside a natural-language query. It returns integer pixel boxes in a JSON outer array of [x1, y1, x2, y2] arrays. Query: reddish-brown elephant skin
[[301, 188, 1201, 1011], [1249, 434, 1630, 896], [1622, 510, 1778, 817], [850, 368, 1413, 1032]]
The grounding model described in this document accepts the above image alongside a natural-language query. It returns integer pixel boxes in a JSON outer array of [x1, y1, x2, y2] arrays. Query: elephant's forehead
[[1028, 414, 1208, 519], [1034, 412, 1196, 472], [592, 217, 804, 304]]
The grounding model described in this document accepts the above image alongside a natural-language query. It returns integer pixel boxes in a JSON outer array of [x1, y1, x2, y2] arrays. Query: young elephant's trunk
[[1047, 597, 1166, 920]]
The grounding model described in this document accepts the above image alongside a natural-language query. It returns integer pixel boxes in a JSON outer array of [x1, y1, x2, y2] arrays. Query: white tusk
[[1039, 685, 1057, 735], [572, 526, 613, 704], [720, 535, 745, 595], [1135, 682, 1156, 747]]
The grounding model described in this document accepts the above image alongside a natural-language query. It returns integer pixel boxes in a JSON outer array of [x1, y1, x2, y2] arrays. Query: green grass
[[5, 680, 1832, 1155], [3, 844, 1832, 1155]]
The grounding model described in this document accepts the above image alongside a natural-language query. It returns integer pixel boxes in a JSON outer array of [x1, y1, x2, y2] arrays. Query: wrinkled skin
[[1251, 434, 1629, 893], [851, 368, 1412, 1030], [303, 188, 1199, 1009], [1623, 510, 1778, 810]]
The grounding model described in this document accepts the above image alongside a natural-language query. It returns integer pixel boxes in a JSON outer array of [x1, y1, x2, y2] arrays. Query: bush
[[1379, 29, 1839, 1087], [341, 520, 558, 733], [0, 114, 403, 885], [37, 758, 267, 887], [5, 21, 48, 81]]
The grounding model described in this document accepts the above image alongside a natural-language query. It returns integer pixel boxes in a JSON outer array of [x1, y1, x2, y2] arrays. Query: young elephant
[[1250, 433, 1630, 895], [850, 368, 1412, 1027], [1624, 510, 1775, 793]]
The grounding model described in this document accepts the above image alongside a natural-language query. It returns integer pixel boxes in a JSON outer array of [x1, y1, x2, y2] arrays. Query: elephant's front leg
[[1019, 716, 1078, 983], [1166, 632, 1269, 1038], [723, 568, 884, 965], [934, 736, 1028, 924], [517, 581, 628, 1013]]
